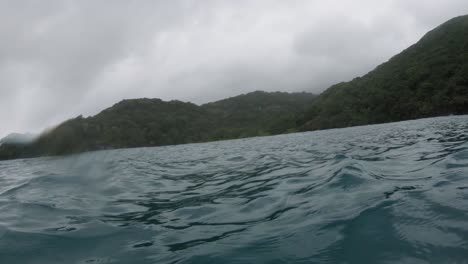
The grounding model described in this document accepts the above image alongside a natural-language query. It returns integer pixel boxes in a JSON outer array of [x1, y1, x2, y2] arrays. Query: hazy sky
[[1, 0, 467, 138]]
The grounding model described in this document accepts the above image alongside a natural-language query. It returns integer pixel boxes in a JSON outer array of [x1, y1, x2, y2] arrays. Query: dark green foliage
[[203, 91, 315, 137], [0, 92, 315, 160], [299, 15, 468, 130]]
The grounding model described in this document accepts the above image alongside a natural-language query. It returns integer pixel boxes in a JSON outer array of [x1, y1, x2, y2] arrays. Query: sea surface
[[1, 116, 468, 264]]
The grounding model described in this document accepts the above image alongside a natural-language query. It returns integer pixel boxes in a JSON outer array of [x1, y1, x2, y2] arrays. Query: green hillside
[[0, 91, 315, 160], [1, 15, 468, 160], [299, 15, 468, 130]]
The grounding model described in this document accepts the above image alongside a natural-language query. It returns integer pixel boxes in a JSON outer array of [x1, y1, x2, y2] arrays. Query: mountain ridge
[[298, 15, 468, 130], [1, 15, 468, 160], [0, 91, 316, 160]]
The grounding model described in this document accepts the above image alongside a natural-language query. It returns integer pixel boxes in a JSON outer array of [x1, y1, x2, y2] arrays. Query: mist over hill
[[0, 133, 37, 146]]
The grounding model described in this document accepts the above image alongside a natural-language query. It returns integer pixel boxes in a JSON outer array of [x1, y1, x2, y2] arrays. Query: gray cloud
[[0, 0, 467, 138]]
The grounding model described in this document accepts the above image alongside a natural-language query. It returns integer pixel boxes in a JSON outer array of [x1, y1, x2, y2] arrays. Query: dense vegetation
[[1, 15, 467, 160], [203, 91, 315, 138], [298, 15, 468, 130], [0, 91, 315, 160]]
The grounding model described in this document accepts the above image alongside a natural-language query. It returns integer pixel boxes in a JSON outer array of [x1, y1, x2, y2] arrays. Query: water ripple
[[1, 116, 468, 263]]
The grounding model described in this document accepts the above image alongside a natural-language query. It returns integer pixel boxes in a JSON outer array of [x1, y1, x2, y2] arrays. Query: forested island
[[0, 92, 316, 159], [1, 15, 467, 160]]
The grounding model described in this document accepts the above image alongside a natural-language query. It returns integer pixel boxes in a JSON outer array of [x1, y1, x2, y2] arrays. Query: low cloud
[[0, 0, 467, 137]]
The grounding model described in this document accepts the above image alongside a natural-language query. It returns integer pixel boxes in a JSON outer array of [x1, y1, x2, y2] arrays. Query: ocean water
[[1, 116, 468, 264]]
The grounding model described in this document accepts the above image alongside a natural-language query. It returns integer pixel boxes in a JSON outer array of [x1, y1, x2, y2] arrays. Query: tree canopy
[[0, 91, 315, 160], [298, 15, 468, 130]]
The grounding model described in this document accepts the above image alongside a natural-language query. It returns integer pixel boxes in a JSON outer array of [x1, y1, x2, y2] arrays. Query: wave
[[0, 116, 468, 263]]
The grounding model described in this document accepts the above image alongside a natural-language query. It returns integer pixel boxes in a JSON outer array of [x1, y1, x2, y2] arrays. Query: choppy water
[[1, 116, 468, 264]]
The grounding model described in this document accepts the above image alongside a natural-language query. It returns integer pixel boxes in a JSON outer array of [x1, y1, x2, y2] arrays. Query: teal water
[[1, 116, 468, 263]]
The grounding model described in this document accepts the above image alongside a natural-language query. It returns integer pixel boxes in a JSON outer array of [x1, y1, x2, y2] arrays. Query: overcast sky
[[1, 0, 467, 138]]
